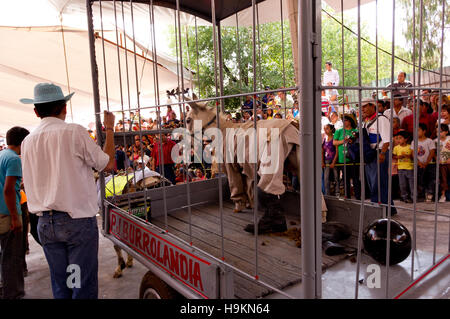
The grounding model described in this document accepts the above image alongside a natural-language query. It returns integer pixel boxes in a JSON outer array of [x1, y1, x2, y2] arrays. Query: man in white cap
[[20, 83, 115, 299], [361, 98, 397, 215]]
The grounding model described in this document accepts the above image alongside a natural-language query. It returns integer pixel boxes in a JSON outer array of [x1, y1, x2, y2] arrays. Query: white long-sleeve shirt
[[22, 117, 109, 218], [323, 69, 340, 87]]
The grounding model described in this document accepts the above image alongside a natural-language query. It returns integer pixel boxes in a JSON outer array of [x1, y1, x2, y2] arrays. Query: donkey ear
[[185, 93, 207, 113], [184, 95, 200, 113]]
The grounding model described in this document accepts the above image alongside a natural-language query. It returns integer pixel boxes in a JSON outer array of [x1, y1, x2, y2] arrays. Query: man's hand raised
[[103, 111, 115, 130]]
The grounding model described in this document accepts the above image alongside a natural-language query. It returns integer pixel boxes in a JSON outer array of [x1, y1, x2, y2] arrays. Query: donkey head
[[185, 93, 218, 134]]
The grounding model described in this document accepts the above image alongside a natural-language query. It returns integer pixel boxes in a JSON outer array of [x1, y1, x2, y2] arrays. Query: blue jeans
[[156, 164, 176, 185], [398, 169, 414, 200], [365, 151, 396, 211], [0, 223, 25, 299], [337, 162, 361, 199], [323, 159, 339, 196], [38, 211, 99, 299], [417, 164, 436, 198]]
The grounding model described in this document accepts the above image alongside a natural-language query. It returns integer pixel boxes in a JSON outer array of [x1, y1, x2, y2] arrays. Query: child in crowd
[[412, 123, 436, 202], [192, 168, 206, 181], [440, 104, 450, 130], [391, 130, 401, 200], [322, 124, 338, 196], [392, 117, 401, 136], [393, 131, 414, 203], [435, 124, 450, 202], [293, 101, 299, 119]]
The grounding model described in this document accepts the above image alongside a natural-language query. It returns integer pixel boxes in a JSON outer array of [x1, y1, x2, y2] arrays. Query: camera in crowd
[[345, 131, 359, 144]]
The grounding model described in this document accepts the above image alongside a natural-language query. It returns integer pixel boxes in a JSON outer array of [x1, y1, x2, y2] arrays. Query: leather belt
[[42, 210, 67, 216]]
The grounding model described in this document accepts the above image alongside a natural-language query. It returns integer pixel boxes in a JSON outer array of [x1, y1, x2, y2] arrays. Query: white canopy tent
[[0, 0, 370, 136], [0, 0, 200, 136]]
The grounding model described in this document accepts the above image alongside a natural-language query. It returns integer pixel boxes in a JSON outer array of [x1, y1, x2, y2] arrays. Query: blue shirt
[[0, 149, 22, 215], [243, 99, 253, 110]]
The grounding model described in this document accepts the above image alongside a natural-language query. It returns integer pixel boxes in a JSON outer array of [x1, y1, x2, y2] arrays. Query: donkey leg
[[126, 254, 134, 268], [244, 188, 287, 234], [225, 163, 249, 213], [113, 245, 126, 278]]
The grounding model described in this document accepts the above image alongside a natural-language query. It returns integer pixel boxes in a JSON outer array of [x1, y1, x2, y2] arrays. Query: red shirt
[[151, 139, 176, 166], [321, 100, 330, 116], [431, 111, 439, 123], [401, 112, 436, 137]]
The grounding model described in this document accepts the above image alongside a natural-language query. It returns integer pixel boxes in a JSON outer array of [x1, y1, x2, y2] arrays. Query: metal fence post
[[299, 0, 322, 299]]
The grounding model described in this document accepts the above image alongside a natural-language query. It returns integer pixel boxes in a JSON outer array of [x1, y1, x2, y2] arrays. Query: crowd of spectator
[[96, 85, 302, 188], [0, 70, 449, 301], [78, 66, 450, 207], [321, 71, 450, 205]]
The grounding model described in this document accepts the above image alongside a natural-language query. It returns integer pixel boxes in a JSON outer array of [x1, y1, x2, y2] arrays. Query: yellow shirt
[[393, 144, 413, 170]]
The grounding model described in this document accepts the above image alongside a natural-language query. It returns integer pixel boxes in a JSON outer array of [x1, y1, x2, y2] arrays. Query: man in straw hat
[[20, 83, 116, 299]]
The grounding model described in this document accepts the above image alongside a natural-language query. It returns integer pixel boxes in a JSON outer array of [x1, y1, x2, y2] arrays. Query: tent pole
[[86, 0, 106, 229], [59, 15, 74, 123]]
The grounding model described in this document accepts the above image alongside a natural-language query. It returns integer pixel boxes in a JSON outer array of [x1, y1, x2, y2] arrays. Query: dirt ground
[[392, 200, 449, 255], [20, 199, 449, 299], [23, 218, 148, 299]]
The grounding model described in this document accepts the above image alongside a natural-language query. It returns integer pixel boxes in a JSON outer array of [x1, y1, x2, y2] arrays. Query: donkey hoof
[[234, 201, 246, 213], [126, 258, 133, 268]]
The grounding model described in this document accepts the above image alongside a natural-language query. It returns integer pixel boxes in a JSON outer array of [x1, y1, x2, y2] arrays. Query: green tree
[[399, 0, 449, 70], [165, 9, 414, 110], [166, 21, 295, 111], [321, 10, 412, 88]]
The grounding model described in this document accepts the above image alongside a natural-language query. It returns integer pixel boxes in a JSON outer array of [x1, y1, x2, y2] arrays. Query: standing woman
[[333, 113, 361, 200]]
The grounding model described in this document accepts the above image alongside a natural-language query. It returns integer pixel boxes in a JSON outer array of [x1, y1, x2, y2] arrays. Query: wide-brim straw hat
[[343, 113, 357, 129], [20, 83, 74, 104]]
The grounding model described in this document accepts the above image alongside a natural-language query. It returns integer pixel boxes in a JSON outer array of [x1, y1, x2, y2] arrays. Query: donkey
[[182, 94, 326, 233]]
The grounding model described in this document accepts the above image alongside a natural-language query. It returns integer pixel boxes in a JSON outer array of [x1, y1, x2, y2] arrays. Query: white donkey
[[179, 93, 326, 233]]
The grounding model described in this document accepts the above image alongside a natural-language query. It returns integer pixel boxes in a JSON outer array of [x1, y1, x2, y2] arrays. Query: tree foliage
[[398, 0, 449, 70], [165, 9, 414, 111], [322, 14, 412, 86], [167, 21, 295, 111]]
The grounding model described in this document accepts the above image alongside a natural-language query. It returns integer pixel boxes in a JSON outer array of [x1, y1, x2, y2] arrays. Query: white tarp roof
[[221, 0, 374, 26], [0, 0, 197, 136], [0, 0, 371, 136]]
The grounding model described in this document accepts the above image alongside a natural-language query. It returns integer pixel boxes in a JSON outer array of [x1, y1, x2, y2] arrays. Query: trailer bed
[[151, 200, 350, 299]]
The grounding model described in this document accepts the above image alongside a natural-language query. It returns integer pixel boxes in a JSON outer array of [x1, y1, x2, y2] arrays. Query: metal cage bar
[[87, 0, 449, 300]]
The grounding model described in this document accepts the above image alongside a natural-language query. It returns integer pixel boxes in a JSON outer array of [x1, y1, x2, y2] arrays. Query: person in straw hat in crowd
[[361, 97, 397, 215], [20, 83, 116, 299], [332, 112, 360, 200]]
